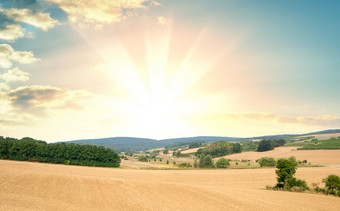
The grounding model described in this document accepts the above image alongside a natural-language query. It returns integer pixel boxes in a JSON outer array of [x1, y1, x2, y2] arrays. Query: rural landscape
[[1, 0, 340, 210], [1, 130, 340, 210]]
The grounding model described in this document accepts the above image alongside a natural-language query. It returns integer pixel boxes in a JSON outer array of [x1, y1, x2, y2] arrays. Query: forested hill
[[65, 129, 340, 152], [65, 136, 243, 152], [66, 137, 163, 152]]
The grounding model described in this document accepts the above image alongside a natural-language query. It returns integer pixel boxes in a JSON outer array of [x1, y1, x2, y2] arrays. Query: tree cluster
[[258, 157, 276, 167], [172, 151, 190, 158], [189, 143, 202, 149], [196, 141, 241, 158], [0, 136, 120, 167], [257, 139, 286, 152]]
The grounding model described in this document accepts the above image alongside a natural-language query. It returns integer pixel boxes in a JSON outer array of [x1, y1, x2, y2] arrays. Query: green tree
[[203, 155, 214, 168], [216, 158, 230, 168], [275, 158, 297, 189], [232, 143, 241, 153], [198, 154, 205, 168], [163, 149, 169, 154], [189, 143, 202, 149], [257, 140, 274, 152], [323, 175, 340, 193], [193, 158, 198, 168], [288, 156, 298, 167], [259, 157, 276, 167]]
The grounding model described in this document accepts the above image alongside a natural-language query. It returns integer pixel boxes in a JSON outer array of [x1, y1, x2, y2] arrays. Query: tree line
[[0, 136, 120, 167], [196, 141, 241, 158], [257, 139, 286, 152]]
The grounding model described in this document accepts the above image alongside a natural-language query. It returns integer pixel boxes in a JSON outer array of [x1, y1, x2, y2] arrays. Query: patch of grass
[[298, 138, 340, 150]]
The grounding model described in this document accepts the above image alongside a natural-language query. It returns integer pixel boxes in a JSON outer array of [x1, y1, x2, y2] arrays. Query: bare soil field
[[225, 147, 340, 165], [1, 160, 340, 210], [181, 147, 202, 154]]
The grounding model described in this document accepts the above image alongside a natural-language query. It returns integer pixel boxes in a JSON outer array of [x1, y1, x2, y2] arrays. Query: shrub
[[216, 158, 230, 168], [178, 163, 192, 168], [287, 178, 309, 191], [323, 175, 340, 193], [259, 157, 276, 167], [138, 156, 149, 162]]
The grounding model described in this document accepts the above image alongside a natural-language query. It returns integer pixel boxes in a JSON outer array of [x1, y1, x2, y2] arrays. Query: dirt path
[[1, 160, 340, 210]]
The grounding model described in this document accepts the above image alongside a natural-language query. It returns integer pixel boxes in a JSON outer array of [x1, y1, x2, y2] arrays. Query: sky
[[0, 0, 339, 142]]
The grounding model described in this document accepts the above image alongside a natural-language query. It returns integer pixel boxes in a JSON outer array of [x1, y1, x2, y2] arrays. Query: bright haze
[[0, 0, 339, 142]]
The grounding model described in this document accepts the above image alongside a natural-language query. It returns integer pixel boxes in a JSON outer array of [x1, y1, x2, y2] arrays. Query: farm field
[[1, 160, 340, 210], [225, 147, 340, 165]]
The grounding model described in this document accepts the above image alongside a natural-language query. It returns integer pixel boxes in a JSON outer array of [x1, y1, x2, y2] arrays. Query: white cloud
[[0, 7, 59, 31], [0, 82, 10, 91], [157, 16, 172, 26], [5, 85, 92, 115], [47, 0, 158, 28], [0, 67, 29, 82], [0, 44, 40, 69], [223, 112, 340, 126], [0, 24, 25, 41]]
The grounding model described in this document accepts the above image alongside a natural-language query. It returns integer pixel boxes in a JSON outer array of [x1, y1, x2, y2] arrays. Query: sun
[[86, 19, 234, 139]]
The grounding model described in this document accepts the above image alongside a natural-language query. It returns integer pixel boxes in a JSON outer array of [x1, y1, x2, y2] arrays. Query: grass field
[[1, 160, 340, 210], [286, 137, 340, 150]]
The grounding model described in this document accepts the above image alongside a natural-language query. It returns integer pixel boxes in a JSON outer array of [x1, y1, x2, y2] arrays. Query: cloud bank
[[47, 0, 158, 28], [223, 112, 340, 126], [0, 5, 58, 41], [0, 44, 40, 69]]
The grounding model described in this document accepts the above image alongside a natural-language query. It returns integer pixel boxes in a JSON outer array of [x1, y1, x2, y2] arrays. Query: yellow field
[[1, 160, 340, 210], [225, 147, 340, 165]]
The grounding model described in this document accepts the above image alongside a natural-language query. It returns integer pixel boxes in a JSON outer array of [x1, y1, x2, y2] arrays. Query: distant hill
[[66, 136, 243, 152], [66, 137, 162, 152], [303, 129, 340, 135], [64, 129, 340, 152]]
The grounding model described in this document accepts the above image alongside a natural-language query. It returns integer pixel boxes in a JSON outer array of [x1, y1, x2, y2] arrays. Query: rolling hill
[[63, 129, 340, 152]]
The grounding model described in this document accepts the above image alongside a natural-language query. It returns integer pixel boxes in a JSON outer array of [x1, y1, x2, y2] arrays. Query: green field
[[287, 137, 340, 150]]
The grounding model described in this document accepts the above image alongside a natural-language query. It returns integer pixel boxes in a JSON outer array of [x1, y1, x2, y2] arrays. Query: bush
[[178, 163, 192, 168], [323, 175, 340, 193], [216, 158, 230, 168], [138, 156, 149, 162], [287, 178, 309, 191], [259, 157, 276, 167]]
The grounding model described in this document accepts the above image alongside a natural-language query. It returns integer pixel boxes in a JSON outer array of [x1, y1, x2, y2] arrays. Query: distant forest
[[0, 136, 120, 167]]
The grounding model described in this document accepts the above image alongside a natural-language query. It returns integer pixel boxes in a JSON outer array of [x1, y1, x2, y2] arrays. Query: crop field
[[225, 147, 340, 165], [1, 160, 340, 210]]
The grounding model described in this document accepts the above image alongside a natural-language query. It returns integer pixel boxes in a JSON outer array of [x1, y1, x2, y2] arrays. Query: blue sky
[[0, 0, 339, 141]]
